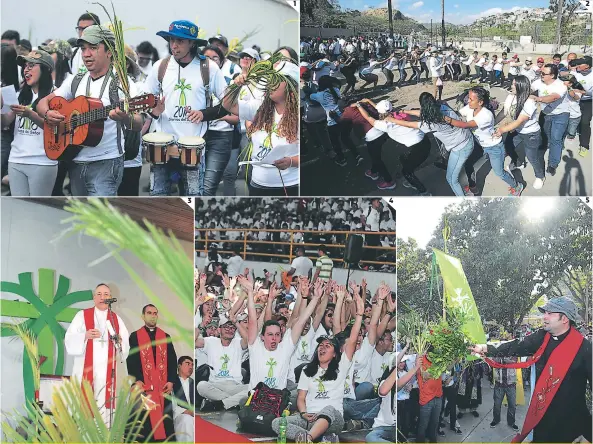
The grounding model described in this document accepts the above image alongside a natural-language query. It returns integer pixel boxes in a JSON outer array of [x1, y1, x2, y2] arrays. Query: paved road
[[301, 82, 592, 197]]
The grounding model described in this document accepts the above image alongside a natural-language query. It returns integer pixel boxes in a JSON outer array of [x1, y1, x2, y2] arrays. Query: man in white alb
[[65, 283, 130, 425], [172, 356, 194, 442], [363, 198, 382, 263]]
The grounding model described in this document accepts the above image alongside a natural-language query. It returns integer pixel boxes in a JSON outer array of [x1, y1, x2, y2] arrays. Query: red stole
[[484, 328, 583, 442], [82, 308, 120, 410], [137, 327, 168, 440]]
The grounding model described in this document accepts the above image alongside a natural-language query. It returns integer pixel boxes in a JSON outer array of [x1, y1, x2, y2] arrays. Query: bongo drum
[[142, 132, 175, 165], [177, 136, 206, 168]]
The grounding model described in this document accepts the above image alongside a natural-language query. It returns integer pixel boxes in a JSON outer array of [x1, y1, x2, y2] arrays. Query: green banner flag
[[432, 248, 487, 345]]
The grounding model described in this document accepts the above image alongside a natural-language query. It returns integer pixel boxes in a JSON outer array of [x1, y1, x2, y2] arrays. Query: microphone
[[104, 298, 117, 304]]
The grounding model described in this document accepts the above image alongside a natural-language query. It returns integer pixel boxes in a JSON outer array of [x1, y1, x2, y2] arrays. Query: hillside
[[361, 7, 409, 21]]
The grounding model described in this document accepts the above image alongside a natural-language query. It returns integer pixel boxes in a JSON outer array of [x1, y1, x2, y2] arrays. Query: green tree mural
[[1, 269, 92, 405]]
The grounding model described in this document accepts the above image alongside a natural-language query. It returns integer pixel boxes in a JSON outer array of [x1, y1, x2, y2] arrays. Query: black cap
[[209, 34, 229, 48]]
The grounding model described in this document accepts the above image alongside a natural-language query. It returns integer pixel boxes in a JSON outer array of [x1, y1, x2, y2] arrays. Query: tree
[[401, 199, 591, 330]]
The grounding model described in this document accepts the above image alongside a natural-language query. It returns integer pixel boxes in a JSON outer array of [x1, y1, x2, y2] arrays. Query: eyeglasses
[[542, 72, 552, 76], [240, 55, 253, 60], [23, 62, 37, 70]]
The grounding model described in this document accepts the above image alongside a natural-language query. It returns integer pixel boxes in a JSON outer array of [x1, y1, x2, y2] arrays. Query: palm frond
[[1, 377, 151, 442], [4, 321, 40, 391], [227, 27, 262, 56]]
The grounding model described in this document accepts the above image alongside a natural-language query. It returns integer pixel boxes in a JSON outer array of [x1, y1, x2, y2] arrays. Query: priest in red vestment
[[127, 304, 178, 442]]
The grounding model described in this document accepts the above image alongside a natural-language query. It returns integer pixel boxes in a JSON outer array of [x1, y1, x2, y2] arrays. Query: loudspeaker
[[344, 234, 364, 264]]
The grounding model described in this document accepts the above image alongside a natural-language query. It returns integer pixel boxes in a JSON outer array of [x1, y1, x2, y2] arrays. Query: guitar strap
[[85, 70, 112, 98]]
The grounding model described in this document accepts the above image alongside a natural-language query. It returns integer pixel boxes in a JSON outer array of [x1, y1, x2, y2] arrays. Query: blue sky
[[337, 0, 551, 24]]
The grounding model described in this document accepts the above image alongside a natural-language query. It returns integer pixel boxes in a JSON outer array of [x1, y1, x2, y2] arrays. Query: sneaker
[[365, 169, 380, 180], [321, 433, 339, 443], [510, 424, 519, 431], [547, 165, 557, 176], [334, 157, 347, 167], [533, 177, 545, 190], [509, 161, 526, 170], [345, 419, 362, 432], [579, 146, 589, 157], [438, 429, 446, 437], [463, 185, 479, 196], [355, 154, 365, 166], [455, 427, 463, 435], [472, 411, 480, 418], [509, 182, 524, 196], [402, 178, 415, 189], [377, 180, 396, 190], [490, 421, 499, 428]]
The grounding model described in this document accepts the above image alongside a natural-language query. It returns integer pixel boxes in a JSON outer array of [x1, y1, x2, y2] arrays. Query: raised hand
[[222, 273, 231, 289], [335, 285, 346, 300], [353, 290, 364, 315], [237, 275, 253, 294], [269, 282, 279, 301], [313, 280, 325, 299]]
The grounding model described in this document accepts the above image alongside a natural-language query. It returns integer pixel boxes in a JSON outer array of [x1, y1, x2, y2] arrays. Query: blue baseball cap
[[156, 20, 208, 46]]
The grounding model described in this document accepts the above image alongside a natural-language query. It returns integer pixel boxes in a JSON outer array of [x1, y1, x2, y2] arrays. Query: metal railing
[[195, 228, 396, 268]]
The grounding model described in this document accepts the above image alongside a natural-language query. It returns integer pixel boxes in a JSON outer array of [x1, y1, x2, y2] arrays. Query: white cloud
[[454, 4, 459, 7], [409, 1, 424, 9], [363, 4, 370, 8]]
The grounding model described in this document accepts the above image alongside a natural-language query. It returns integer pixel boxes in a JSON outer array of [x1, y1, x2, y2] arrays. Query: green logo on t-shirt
[[174, 78, 192, 106], [314, 377, 329, 399], [216, 354, 231, 377]]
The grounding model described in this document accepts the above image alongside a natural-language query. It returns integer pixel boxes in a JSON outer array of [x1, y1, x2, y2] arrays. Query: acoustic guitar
[[44, 94, 156, 161]]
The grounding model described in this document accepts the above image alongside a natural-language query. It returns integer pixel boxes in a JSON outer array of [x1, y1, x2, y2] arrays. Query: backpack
[[238, 382, 290, 436], [158, 54, 211, 135], [71, 71, 141, 161]]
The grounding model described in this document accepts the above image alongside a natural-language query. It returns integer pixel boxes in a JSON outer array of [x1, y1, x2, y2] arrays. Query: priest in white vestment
[[172, 356, 194, 442], [65, 283, 130, 425]]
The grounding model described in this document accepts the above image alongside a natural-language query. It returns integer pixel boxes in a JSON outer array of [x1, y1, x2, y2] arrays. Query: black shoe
[[201, 400, 224, 412], [455, 427, 463, 435], [510, 424, 519, 431], [438, 429, 446, 437], [472, 411, 480, 418], [547, 165, 557, 176], [490, 421, 498, 428]]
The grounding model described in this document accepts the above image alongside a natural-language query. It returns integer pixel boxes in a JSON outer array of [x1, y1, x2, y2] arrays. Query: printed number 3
[[187, 198, 192, 204]]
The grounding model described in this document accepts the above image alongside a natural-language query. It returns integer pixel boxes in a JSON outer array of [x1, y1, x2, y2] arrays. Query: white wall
[[1, 0, 298, 54], [196, 257, 396, 292], [1, 199, 193, 418]]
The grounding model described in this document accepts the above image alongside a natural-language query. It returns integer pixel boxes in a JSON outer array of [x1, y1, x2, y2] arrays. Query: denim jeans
[[365, 426, 395, 443], [150, 158, 203, 196], [203, 130, 233, 196], [70, 156, 123, 196], [484, 141, 517, 187], [343, 397, 381, 423], [305, 120, 333, 155], [543, 112, 569, 168], [493, 384, 516, 426], [446, 138, 474, 196], [417, 396, 442, 443], [566, 117, 581, 139], [355, 381, 376, 400], [515, 132, 544, 179]]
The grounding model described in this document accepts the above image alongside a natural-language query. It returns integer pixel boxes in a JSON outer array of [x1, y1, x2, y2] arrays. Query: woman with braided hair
[[223, 59, 300, 196]]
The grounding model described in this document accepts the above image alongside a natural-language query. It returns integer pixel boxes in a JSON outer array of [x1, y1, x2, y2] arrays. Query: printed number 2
[[587, 1, 590, 6]]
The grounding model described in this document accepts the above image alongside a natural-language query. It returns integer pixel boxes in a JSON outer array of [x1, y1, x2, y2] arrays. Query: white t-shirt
[[248, 334, 296, 390], [9, 92, 57, 166], [384, 57, 398, 71], [575, 70, 593, 101], [459, 105, 501, 147], [366, 207, 381, 232], [380, 219, 396, 231], [70, 48, 87, 76], [373, 379, 396, 428], [288, 328, 316, 382], [373, 120, 425, 147], [475, 57, 485, 68], [142, 56, 226, 139], [509, 63, 521, 76], [566, 90, 582, 118], [493, 62, 503, 71], [521, 66, 536, 82], [238, 99, 299, 188], [360, 61, 380, 75], [226, 255, 244, 277], [291, 256, 314, 277], [429, 56, 444, 77], [503, 95, 540, 134], [297, 353, 353, 415], [346, 337, 375, 399], [204, 336, 244, 384], [53, 71, 139, 162], [369, 350, 394, 385], [532, 78, 569, 115]]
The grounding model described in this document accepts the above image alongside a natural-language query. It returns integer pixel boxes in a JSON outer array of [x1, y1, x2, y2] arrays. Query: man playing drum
[[142, 20, 226, 196]]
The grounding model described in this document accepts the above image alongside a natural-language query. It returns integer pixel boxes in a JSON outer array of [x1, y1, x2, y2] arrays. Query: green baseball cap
[[41, 39, 73, 60], [17, 49, 54, 72], [77, 24, 115, 46]]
